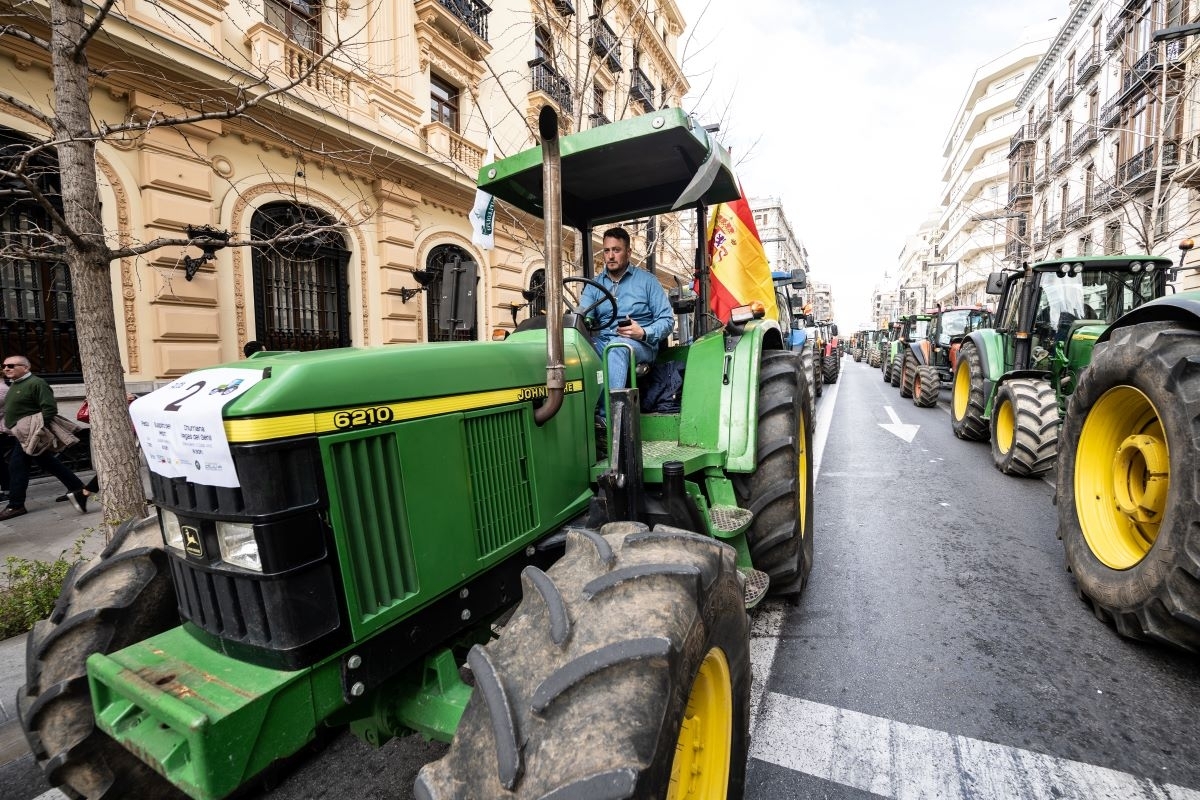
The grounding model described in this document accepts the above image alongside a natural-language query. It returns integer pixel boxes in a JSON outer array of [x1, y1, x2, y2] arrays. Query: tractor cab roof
[[1029, 254, 1174, 274], [477, 108, 741, 229]]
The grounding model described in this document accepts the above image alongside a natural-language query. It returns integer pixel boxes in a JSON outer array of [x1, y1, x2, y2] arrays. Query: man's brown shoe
[[0, 506, 28, 521]]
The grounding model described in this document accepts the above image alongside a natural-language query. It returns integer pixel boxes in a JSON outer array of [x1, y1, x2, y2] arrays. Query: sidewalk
[[0, 472, 108, 730]]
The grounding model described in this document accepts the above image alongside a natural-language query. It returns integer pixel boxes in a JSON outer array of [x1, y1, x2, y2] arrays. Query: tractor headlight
[[160, 509, 185, 551], [216, 521, 263, 572]]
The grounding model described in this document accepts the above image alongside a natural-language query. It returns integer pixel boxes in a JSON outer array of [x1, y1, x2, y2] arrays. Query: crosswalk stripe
[[750, 692, 1200, 800]]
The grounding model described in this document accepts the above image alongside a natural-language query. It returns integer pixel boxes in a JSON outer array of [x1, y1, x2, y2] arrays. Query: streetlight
[[924, 260, 960, 305], [900, 284, 927, 312]]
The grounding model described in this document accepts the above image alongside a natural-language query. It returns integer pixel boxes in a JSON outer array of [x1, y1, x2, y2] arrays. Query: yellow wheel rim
[[994, 396, 1014, 455], [798, 405, 809, 535], [668, 648, 733, 800], [1075, 386, 1169, 569], [953, 359, 970, 420]]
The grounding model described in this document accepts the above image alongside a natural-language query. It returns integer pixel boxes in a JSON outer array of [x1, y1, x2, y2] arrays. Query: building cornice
[[1016, 0, 1098, 107]]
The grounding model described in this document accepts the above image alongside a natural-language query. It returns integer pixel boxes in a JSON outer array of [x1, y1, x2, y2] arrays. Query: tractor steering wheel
[[562, 276, 618, 332]]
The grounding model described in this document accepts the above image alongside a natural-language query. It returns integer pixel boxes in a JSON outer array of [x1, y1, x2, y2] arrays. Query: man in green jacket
[[0, 355, 87, 521]]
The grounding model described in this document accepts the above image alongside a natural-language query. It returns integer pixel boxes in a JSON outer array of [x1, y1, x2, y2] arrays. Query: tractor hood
[[477, 108, 740, 229]]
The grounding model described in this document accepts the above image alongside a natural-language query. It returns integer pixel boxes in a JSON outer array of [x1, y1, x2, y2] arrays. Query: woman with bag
[[62, 392, 138, 511]]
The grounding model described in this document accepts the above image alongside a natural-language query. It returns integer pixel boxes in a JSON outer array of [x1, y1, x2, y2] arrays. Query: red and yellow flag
[[706, 193, 778, 323]]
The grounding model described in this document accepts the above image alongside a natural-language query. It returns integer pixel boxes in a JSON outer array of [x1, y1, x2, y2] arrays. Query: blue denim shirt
[[581, 265, 675, 348]]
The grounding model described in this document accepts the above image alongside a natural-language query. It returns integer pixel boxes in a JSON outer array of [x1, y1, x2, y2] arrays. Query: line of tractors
[[771, 270, 841, 411], [848, 247, 1200, 653]]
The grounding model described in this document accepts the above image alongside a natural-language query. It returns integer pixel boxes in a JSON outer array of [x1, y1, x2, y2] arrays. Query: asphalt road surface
[[4, 354, 1198, 799]]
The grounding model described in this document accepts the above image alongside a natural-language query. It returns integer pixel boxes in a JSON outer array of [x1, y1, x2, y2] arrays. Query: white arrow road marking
[[879, 405, 920, 442], [751, 693, 1200, 800]]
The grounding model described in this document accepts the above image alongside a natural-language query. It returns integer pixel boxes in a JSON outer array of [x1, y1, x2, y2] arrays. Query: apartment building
[[936, 34, 1049, 307], [0, 0, 690, 390], [1006, 0, 1200, 286], [895, 213, 942, 315], [749, 197, 810, 278], [870, 280, 898, 328]]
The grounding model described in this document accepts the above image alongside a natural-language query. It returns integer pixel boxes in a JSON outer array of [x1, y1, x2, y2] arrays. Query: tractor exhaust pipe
[[534, 106, 565, 425]]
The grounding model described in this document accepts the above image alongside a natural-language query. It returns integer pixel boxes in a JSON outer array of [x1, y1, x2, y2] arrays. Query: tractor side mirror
[[829, 324, 839, 337], [985, 272, 1005, 295], [790, 318, 804, 330], [789, 268, 807, 289]]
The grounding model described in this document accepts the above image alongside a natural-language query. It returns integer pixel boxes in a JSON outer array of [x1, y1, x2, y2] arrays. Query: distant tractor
[[820, 321, 841, 384], [1056, 241, 1200, 652], [904, 306, 992, 408], [889, 313, 931, 395], [881, 320, 904, 383], [774, 268, 816, 417], [952, 254, 1171, 478]]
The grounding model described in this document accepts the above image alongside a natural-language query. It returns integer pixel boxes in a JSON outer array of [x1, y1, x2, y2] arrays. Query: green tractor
[[951, 254, 1171, 478], [866, 328, 887, 368], [18, 107, 814, 800], [902, 306, 992, 408], [886, 313, 931, 393], [1055, 241, 1200, 652]]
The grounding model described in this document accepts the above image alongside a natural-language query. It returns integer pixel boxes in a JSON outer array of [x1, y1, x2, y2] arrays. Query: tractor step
[[740, 568, 770, 609], [709, 505, 753, 537]]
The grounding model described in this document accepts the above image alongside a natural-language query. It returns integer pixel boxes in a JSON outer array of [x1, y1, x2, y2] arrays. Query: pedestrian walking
[[0, 355, 88, 521]]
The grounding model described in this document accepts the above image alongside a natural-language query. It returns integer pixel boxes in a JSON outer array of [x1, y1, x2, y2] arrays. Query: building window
[[251, 202, 351, 352], [526, 269, 547, 316], [0, 129, 78, 381], [1105, 221, 1122, 254], [535, 24, 554, 64], [265, 0, 321, 52], [431, 74, 460, 130]]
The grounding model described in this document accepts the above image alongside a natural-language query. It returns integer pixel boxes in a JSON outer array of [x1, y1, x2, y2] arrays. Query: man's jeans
[[594, 334, 657, 390], [7, 445, 84, 508]]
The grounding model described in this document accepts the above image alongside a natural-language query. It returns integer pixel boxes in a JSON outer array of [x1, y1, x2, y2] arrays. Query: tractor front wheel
[[913, 365, 940, 408], [899, 353, 915, 398], [1057, 322, 1200, 651], [735, 349, 814, 597], [890, 353, 903, 387], [822, 353, 839, 384], [990, 378, 1057, 477], [18, 516, 186, 800], [415, 523, 751, 799], [951, 342, 988, 441]]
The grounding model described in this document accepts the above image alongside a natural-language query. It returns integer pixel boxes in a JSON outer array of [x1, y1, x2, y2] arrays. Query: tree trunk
[[52, 0, 147, 534]]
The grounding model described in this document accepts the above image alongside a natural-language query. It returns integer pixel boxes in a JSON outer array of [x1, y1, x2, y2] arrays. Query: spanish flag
[[706, 194, 778, 323]]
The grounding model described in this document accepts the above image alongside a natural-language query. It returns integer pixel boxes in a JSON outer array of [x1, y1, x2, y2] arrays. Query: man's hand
[[617, 319, 645, 341]]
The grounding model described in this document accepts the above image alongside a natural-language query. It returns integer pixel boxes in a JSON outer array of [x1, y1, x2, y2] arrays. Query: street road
[[4, 355, 1198, 799]]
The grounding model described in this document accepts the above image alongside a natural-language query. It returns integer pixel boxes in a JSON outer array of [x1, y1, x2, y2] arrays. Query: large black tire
[[881, 351, 892, 381], [899, 353, 915, 398], [414, 523, 751, 799], [798, 345, 817, 412], [821, 353, 839, 384], [950, 342, 988, 441], [811, 345, 823, 398], [889, 353, 903, 387], [990, 378, 1058, 477], [913, 365, 940, 408], [1057, 322, 1200, 651], [19, 516, 186, 800], [735, 349, 814, 597]]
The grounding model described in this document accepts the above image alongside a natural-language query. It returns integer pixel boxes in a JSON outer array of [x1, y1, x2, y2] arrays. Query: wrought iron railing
[[1051, 146, 1069, 174], [1054, 81, 1075, 110], [437, 0, 489, 42], [1072, 122, 1098, 155], [1118, 140, 1179, 187], [1077, 46, 1100, 85], [589, 111, 611, 128], [1048, 213, 1063, 238], [1105, 16, 1124, 50], [1065, 198, 1088, 227], [1035, 164, 1048, 186], [1009, 124, 1035, 155], [1099, 95, 1120, 129], [1036, 109, 1050, 134], [590, 18, 621, 72], [531, 62, 573, 114], [1008, 181, 1032, 204], [630, 67, 654, 110]]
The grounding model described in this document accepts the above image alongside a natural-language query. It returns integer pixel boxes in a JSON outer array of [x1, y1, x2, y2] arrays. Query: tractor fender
[[907, 340, 930, 367], [962, 328, 1006, 404], [1096, 292, 1200, 344], [993, 369, 1052, 392]]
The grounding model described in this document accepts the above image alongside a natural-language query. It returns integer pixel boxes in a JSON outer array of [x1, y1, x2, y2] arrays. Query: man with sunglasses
[[0, 356, 87, 521]]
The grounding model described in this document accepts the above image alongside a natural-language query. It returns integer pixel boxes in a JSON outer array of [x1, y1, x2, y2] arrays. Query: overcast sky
[[675, 0, 1062, 328]]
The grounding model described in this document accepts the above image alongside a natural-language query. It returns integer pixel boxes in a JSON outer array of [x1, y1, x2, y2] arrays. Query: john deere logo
[[182, 526, 204, 557]]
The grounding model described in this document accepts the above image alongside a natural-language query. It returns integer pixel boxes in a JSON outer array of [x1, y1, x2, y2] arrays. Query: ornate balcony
[[421, 121, 486, 172], [429, 0, 490, 43], [590, 17, 621, 72], [1009, 124, 1035, 156], [246, 24, 353, 106], [1099, 96, 1120, 130], [1105, 16, 1124, 51], [1051, 145, 1069, 175], [553, 0, 574, 15], [1008, 180, 1033, 204], [1054, 81, 1075, 110], [1035, 163, 1048, 187], [589, 111, 611, 128], [1048, 213, 1064, 239], [1121, 49, 1157, 98], [1036, 108, 1050, 134], [1076, 46, 1100, 85], [530, 61, 572, 114], [1072, 122, 1099, 155], [630, 67, 654, 111], [1092, 184, 1118, 212], [1065, 198, 1091, 228], [1005, 239, 1030, 262], [1118, 140, 1179, 191]]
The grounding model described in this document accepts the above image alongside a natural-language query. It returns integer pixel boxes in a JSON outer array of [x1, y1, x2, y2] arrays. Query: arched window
[[251, 202, 351, 351], [425, 244, 478, 342], [525, 268, 546, 316], [0, 128, 79, 381]]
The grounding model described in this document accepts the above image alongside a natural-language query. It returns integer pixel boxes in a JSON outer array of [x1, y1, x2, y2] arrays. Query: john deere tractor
[[903, 306, 992, 408], [951, 254, 1171, 478], [887, 313, 931, 394], [18, 108, 815, 800]]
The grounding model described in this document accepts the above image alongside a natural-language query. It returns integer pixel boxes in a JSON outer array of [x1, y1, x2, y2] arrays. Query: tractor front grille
[[464, 408, 536, 555]]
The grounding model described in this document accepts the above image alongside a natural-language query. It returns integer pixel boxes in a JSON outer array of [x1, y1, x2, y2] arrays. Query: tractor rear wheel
[[735, 349, 813, 597], [913, 365, 940, 408], [798, 345, 817, 412], [414, 523, 751, 799], [990, 378, 1057, 477], [1057, 322, 1200, 651], [899, 353, 915, 398], [889, 353, 903, 387], [951, 341, 988, 441], [812, 346, 823, 398], [822, 353, 839, 384], [881, 352, 892, 381], [18, 516, 186, 800]]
